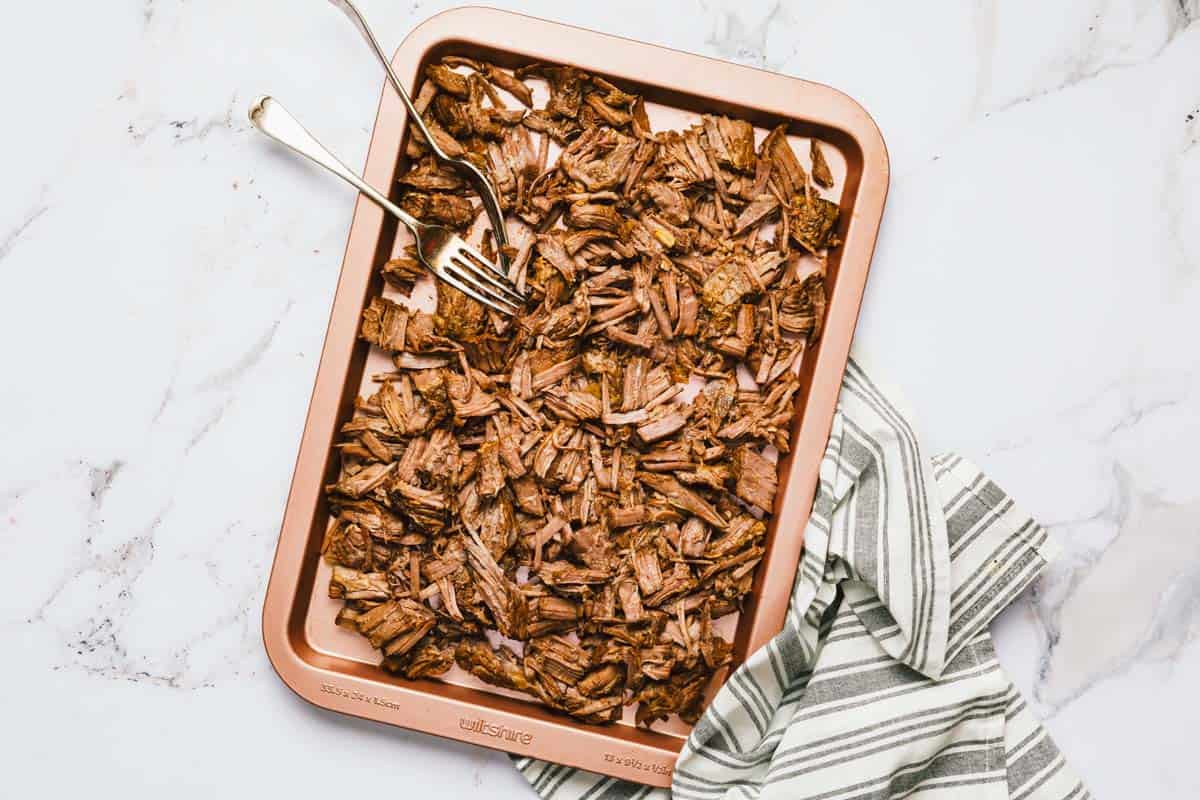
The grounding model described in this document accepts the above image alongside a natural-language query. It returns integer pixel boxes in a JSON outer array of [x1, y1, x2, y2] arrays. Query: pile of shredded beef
[[321, 56, 840, 728]]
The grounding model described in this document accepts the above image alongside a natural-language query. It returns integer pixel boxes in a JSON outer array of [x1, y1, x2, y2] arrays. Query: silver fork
[[327, 0, 510, 271], [248, 96, 523, 316]]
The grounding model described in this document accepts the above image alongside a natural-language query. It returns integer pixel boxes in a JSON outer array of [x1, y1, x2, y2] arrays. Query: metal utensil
[[328, 0, 510, 271], [248, 96, 523, 316]]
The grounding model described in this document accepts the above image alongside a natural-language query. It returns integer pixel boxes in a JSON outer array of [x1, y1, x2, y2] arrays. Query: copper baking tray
[[262, 7, 887, 787]]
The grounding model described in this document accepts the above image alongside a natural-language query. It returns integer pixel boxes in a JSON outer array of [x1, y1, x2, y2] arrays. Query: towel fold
[[516, 359, 1088, 799]]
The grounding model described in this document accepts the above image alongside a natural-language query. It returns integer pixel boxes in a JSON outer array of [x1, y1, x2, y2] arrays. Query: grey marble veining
[[1, 1, 1197, 796]]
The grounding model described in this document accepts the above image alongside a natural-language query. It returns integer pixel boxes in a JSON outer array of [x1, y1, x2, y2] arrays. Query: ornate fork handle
[[248, 95, 422, 233]]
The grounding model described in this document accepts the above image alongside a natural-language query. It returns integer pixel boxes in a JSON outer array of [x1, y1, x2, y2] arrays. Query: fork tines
[[434, 239, 525, 317]]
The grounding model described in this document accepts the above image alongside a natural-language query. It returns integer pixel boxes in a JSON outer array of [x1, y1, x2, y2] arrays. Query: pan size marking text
[[319, 682, 403, 711]]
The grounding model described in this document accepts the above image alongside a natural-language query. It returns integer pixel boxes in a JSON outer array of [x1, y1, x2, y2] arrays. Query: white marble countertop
[[3, 1, 1197, 796]]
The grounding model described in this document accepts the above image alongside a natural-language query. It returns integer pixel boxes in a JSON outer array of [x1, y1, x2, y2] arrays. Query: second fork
[[248, 95, 524, 317]]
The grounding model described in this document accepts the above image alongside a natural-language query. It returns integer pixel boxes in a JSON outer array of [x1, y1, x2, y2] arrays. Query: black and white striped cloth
[[515, 359, 1089, 799]]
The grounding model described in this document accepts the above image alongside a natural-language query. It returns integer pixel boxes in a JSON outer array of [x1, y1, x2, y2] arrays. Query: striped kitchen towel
[[515, 359, 1089, 799]]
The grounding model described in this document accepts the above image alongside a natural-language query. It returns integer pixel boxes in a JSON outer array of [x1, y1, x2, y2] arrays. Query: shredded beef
[[322, 56, 841, 729]]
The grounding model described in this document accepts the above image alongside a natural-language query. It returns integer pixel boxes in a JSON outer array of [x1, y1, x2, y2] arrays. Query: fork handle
[[248, 95, 422, 233], [327, 0, 443, 161], [328, 0, 510, 270]]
